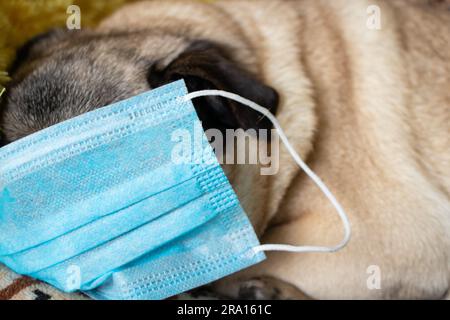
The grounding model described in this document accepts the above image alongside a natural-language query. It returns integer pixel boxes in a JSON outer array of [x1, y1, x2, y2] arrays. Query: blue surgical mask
[[0, 80, 351, 300]]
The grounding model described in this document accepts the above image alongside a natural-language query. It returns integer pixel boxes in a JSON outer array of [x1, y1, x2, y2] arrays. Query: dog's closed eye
[[148, 40, 279, 133]]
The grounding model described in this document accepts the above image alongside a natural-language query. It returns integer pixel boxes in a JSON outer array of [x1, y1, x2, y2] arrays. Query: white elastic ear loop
[[183, 90, 351, 254]]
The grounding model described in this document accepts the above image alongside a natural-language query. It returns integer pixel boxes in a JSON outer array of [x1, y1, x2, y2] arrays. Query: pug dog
[[1, 0, 449, 299]]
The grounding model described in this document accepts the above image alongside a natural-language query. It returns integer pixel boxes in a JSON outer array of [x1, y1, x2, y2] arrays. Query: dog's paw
[[237, 278, 283, 299], [213, 276, 312, 300]]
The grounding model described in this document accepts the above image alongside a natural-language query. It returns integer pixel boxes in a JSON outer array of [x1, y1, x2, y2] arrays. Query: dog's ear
[[148, 41, 278, 132]]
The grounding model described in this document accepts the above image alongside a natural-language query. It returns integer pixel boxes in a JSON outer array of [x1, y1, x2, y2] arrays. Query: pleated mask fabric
[[0, 80, 265, 299]]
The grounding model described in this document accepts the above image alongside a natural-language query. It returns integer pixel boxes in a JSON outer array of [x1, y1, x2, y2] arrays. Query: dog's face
[[0, 28, 278, 144]]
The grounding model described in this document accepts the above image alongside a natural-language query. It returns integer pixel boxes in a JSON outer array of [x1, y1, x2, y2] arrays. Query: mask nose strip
[[183, 90, 352, 254]]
